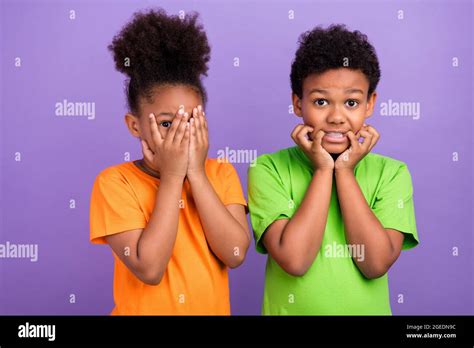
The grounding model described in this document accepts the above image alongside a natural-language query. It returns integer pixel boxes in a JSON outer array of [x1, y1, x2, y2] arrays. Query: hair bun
[[108, 9, 211, 85]]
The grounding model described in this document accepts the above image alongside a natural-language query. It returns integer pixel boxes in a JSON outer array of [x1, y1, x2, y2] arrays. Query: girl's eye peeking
[[314, 99, 328, 106], [160, 121, 172, 128], [346, 99, 359, 108]]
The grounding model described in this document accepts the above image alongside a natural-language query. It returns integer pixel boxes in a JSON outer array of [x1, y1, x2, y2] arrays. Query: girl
[[90, 9, 250, 315]]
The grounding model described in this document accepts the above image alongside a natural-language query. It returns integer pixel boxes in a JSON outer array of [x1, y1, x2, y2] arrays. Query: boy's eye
[[345, 100, 359, 108], [313, 99, 328, 106], [160, 121, 172, 128]]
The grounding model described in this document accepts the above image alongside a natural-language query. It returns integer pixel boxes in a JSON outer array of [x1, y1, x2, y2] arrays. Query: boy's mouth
[[323, 130, 348, 144]]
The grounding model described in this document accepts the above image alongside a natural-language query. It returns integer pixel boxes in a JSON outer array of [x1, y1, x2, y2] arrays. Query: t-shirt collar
[[292, 145, 365, 172]]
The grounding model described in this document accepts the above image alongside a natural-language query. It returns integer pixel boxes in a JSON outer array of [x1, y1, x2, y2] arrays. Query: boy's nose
[[326, 113, 346, 124]]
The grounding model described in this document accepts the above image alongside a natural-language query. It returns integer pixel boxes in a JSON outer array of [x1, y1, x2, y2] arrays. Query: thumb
[[314, 130, 325, 147], [140, 139, 154, 163], [189, 118, 196, 148]]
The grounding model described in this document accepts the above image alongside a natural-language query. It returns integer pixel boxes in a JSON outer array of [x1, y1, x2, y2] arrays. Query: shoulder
[[360, 152, 409, 172], [205, 158, 240, 180], [359, 153, 413, 186], [250, 146, 298, 172], [93, 162, 134, 185]]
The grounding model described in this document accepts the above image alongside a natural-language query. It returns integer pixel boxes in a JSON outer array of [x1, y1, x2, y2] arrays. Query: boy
[[248, 24, 419, 315]]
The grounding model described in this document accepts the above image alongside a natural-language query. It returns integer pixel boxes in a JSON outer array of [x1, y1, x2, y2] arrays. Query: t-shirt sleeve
[[89, 171, 147, 244], [220, 162, 247, 208], [248, 156, 295, 254], [372, 163, 419, 250]]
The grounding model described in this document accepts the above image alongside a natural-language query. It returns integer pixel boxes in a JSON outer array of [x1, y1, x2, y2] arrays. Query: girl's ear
[[124, 113, 141, 138], [292, 93, 303, 117], [365, 91, 377, 117]]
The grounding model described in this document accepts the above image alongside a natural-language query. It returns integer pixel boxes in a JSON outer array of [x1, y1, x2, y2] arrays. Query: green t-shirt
[[248, 146, 419, 315]]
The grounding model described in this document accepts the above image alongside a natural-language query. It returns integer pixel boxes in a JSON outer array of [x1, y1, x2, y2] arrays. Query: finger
[[181, 122, 190, 147], [300, 125, 315, 142], [140, 139, 154, 163], [198, 107, 206, 144], [296, 125, 315, 149], [173, 111, 189, 145], [358, 130, 373, 151], [203, 114, 208, 131], [200, 108, 209, 146], [365, 125, 379, 137], [189, 117, 196, 148], [148, 113, 163, 145], [346, 131, 359, 149], [199, 106, 209, 140], [314, 129, 326, 148], [166, 107, 184, 142], [291, 124, 304, 142], [198, 105, 208, 130], [200, 109, 209, 146], [355, 124, 367, 139], [193, 108, 204, 145], [364, 125, 380, 151]]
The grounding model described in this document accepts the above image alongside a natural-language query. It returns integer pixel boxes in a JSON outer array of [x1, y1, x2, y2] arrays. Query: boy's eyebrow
[[156, 112, 174, 117], [308, 88, 364, 95], [309, 88, 329, 94], [344, 88, 364, 94]]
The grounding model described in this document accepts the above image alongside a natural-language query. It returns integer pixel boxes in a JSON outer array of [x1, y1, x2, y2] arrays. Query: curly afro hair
[[290, 24, 381, 99], [108, 9, 211, 115]]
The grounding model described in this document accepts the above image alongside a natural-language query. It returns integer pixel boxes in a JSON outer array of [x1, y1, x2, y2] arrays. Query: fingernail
[[149, 113, 154, 118], [178, 108, 184, 115], [198, 105, 202, 112]]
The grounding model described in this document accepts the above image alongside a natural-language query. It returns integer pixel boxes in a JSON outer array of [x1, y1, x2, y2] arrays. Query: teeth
[[326, 132, 344, 138]]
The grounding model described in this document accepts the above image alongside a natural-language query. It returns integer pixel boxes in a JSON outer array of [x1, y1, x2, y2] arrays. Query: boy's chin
[[322, 143, 350, 155]]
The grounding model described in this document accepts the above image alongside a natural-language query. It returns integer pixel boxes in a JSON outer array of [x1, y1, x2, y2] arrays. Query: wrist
[[160, 173, 186, 184], [314, 167, 334, 175], [186, 169, 207, 183], [334, 167, 354, 176]]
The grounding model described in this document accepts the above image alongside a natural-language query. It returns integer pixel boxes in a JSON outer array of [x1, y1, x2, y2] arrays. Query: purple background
[[1, 0, 472, 315]]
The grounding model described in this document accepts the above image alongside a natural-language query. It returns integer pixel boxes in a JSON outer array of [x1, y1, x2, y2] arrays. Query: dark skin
[[104, 84, 250, 286], [263, 68, 404, 279]]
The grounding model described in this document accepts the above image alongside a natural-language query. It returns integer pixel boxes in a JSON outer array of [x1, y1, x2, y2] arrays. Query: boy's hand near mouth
[[291, 124, 335, 171], [335, 124, 380, 171], [291, 123, 380, 172]]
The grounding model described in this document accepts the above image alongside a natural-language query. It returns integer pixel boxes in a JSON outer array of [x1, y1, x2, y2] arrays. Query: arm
[[261, 126, 335, 276], [187, 105, 250, 268], [187, 173, 250, 268], [105, 108, 191, 285], [334, 124, 403, 279], [105, 175, 184, 285], [335, 168, 404, 279], [262, 167, 333, 276]]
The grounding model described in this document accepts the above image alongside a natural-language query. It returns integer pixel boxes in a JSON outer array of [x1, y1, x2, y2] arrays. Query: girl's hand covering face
[[187, 105, 209, 177], [140, 106, 191, 179]]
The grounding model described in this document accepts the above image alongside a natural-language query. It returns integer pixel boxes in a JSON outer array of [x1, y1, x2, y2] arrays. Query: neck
[[136, 158, 160, 179]]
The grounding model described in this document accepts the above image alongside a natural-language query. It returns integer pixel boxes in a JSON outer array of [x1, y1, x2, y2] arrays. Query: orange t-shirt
[[89, 159, 247, 315]]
